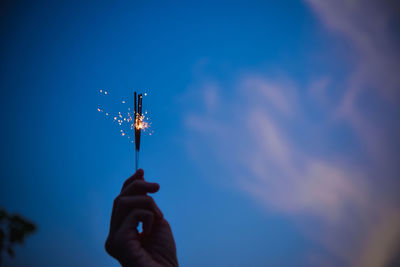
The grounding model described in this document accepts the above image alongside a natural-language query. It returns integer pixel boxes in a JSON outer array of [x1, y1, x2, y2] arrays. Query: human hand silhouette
[[105, 169, 178, 267]]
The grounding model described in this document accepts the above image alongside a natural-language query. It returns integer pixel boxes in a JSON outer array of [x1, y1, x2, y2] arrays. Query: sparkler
[[134, 92, 143, 171], [97, 89, 152, 171]]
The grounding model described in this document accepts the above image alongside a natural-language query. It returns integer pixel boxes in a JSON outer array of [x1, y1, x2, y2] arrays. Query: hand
[[105, 169, 178, 267]]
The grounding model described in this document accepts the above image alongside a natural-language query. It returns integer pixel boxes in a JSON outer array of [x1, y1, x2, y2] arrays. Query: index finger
[[120, 169, 144, 193]]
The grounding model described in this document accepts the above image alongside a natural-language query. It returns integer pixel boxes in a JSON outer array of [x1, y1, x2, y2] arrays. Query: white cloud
[[241, 76, 296, 116], [183, 1, 400, 266], [185, 73, 399, 266], [307, 0, 400, 169]]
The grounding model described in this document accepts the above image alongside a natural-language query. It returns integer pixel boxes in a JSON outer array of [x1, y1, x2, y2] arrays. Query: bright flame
[[97, 89, 154, 142], [135, 114, 149, 130]]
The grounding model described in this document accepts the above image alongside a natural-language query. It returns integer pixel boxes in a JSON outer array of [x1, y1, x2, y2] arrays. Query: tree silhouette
[[0, 208, 36, 265]]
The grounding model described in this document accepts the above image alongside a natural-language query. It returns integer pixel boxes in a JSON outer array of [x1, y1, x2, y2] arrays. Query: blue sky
[[1, 1, 399, 266]]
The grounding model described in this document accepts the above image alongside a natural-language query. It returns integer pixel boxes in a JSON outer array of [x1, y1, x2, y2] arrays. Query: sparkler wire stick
[[134, 92, 143, 171], [97, 89, 150, 171]]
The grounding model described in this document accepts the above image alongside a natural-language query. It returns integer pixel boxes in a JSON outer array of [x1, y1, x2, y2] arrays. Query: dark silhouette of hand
[[105, 169, 178, 267]]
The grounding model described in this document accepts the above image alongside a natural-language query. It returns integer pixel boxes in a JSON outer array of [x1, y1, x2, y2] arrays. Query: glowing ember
[[134, 114, 149, 130], [97, 90, 154, 144]]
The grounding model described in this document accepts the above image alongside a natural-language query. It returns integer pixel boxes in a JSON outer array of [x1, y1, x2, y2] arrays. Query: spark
[[97, 89, 153, 147], [134, 111, 151, 131]]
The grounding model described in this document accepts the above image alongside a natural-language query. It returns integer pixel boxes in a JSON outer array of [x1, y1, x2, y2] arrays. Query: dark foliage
[[0, 208, 36, 265]]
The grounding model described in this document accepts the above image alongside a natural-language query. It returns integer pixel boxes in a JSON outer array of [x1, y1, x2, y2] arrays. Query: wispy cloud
[[183, 1, 400, 266], [307, 0, 400, 168]]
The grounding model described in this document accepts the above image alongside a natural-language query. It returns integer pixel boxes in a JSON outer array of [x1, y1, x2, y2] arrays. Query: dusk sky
[[1, 1, 399, 266]]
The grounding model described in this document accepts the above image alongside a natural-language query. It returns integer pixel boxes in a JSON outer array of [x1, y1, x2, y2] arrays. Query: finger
[[120, 209, 154, 235], [110, 196, 163, 232], [111, 169, 144, 233], [119, 196, 163, 219], [120, 169, 144, 193], [120, 179, 160, 196], [110, 195, 163, 233]]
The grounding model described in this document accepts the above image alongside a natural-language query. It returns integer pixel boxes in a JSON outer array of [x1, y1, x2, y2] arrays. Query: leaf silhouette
[[0, 208, 36, 264]]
